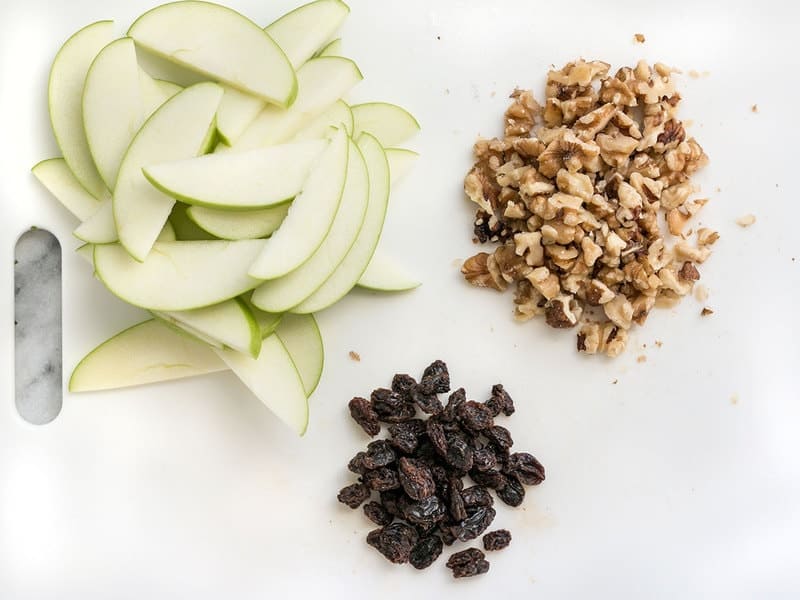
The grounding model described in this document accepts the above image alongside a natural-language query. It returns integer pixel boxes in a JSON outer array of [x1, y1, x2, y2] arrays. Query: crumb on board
[[701, 307, 714, 316], [736, 214, 756, 227], [694, 284, 709, 302], [715, 187, 721, 193], [637, 355, 647, 363], [655, 340, 663, 348], [730, 394, 739, 405], [490, 91, 496, 98], [634, 33, 645, 43], [751, 104, 758, 113], [612, 379, 618, 385], [445, 88, 450, 95], [349, 351, 361, 362]]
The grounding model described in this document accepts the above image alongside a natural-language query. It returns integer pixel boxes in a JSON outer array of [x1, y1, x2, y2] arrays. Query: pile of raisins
[[338, 360, 545, 578]]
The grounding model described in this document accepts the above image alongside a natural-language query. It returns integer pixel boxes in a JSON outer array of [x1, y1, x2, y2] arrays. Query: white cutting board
[[2, 0, 799, 598]]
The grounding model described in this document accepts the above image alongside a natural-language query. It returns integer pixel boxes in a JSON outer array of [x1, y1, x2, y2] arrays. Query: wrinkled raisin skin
[[403, 496, 447, 525], [362, 440, 397, 470], [409, 536, 444, 570], [366, 523, 418, 564], [446, 548, 490, 578], [458, 401, 495, 432], [348, 397, 381, 436], [363, 501, 393, 526], [398, 457, 436, 501], [496, 476, 525, 507], [337, 483, 371, 509], [451, 506, 496, 541], [363, 467, 401, 492], [419, 360, 451, 394], [505, 452, 546, 485], [372, 388, 416, 423], [483, 529, 512, 551]]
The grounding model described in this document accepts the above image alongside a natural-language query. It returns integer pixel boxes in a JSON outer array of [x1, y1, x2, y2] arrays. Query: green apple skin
[[32, 158, 102, 221], [275, 313, 324, 398], [351, 102, 420, 147]]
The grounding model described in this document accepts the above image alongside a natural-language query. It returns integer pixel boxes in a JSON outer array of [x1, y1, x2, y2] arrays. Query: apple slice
[[241, 296, 282, 338], [32, 158, 103, 221], [215, 335, 309, 435], [251, 138, 368, 312], [73, 199, 116, 243], [154, 297, 262, 358], [292, 133, 389, 313], [169, 203, 217, 241], [128, 1, 296, 107], [140, 71, 182, 117], [316, 38, 342, 58], [292, 99, 353, 141], [265, 0, 350, 68], [275, 313, 324, 397], [385, 148, 419, 186], [357, 251, 421, 291], [187, 204, 290, 240], [114, 82, 223, 261], [82, 37, 145, 190], [69, 318, 225, 392], [230, 57, 362, 152], [215, 87, 265, 147], [352, 102, 420, 147], [94, 239, 266, 311], [143, 139, 327, 210], [48, 20, 114, 200], [248, 128, 348, 280]]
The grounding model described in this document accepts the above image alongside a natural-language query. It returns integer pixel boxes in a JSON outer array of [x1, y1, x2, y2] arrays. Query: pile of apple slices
[[32, 0, 421, 435]]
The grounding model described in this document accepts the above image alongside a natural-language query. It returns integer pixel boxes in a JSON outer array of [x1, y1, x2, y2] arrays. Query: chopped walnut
[[462, 59, 712, 357], [736, 214, 756, 227]]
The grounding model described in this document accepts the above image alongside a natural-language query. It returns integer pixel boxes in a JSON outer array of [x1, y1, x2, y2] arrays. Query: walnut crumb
[[612, 379, 618, 385], [655, 340, 663, 348], [751, 104, 758, 113], [637, 355, 647, 363], [736, 214, 756, 227], [349, 351, 361, 362], [694, 284, 709, 302], [634, 33, 646, 43], [701, 307, 714, 316]]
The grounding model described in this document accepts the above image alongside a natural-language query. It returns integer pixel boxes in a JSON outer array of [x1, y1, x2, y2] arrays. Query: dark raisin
[[403, 496, 447, 525], [469, 470, 507, 490], [347, 451, 368, 474], [446, 548, 490, 578], [485, 383, 515, 417], [361, 440, 396, 470], [483, 529, 512, 551], [485, 425, 514, 451], [442, 387, 466, 422], [409, 535, 444, 570], [451, 506, 496, 541], [449, 486, 468, 521], [398, 457, 436, 500], [445, 435, 474, 473], [366, 523, 418, 564], [391, 373, 417, 399], [457, 401, 494, 431], [363, 467, 401, 492], [337, 483, 371, 509], [496, 476, 525, 507], [348, 396, 381, 436], [426, 420, 448, 456], [414, 438, 438, 464], [387, 420, 425, 454], [372, 388, 416, 423], [461, 485, 494, 509], [419, 360, 450, 394], [410, 386, 443, 415], [363, 501, 393, 526], [438, 525, 457, 546], [472, 446, 498, 472], [505, 452, 546, 485]]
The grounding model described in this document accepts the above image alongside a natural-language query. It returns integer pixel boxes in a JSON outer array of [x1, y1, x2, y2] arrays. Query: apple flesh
[[357, 250, 421, 291], [352, 102, 420, 147], [32, 158, 102, 221], [265, 0, 349, 68], [291, 99, 353, 141], [73, 199, 117, 243], [316, 38, 342, 58], [385, 148, 419, 187], [275, 313, 324, 397], [187, 204, 290, 240]]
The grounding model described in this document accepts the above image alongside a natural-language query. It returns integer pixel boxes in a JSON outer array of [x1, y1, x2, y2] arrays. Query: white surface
[[1, 0, 799, 598]]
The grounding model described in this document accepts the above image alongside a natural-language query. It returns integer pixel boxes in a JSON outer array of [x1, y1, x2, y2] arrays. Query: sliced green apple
[[143, 139, 327, 210], [316, 38, 342, 58], [140, 71, 182, 117], [293, 132, 389, 313], [265, 0, 350, 68], [48, 20, 114, 200], [248, 128, 348, 279], [352, 102, 420, 147], [128, 1, 296, 107], [230, 57, 362, 152], [32, 158, 103, 221], [241, 295, 283, 338], [385, 147, 419, 186], [94, 239, 266, 311], [275, 313, 324, 397], [169, 202, 218, 241], [186, 204, 290, 240], [73, 199, 117, 243], [215, 335, 309, 435], [291, 99, 353, 141], [69, 318, 225, 392], [154, 297, 261, 358], [157, 220, 177, 242], [357, 251, 421, 291], [114, 82, 223, 261], [215, 87, 265, 147], [251, 138, 368, 312], [75, 243, 95, 264], [82, 37, 144, 190]]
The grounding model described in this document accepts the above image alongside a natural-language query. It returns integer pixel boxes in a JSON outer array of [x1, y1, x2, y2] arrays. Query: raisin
[[363, 467, 401, 492], [472, 446, 498, 472], [445, 435, 474, 473], [485, 425, 514, 451], [363, 501, 393, 526], [449, 486, 468, 521], [388, 420, 425, 454], [411, 386, 443, 415], [409, 536, 444, 570], [426, 420, 448, 456], [398, 457, 436, 500], [362, 440, 396, 470], [457, 401, 494, 431], [348, 396, 381, 437], [366, 523, 418, 564], [380, 490, 404, 517], [337, 483, 371, 509], [446, 548, 490, 578], [485, 384, 515, 417], [441, 387, 466, 422], [451, 506, 496, 541], [469, 470, 507, 490], [438, 525, 457, 546], [403, 496, 447, 525], [419, 360, 450, 394], [461, 486, 494, 509], [372, 388, 416, 423], [496, 476, 525, 507], [391, 373, 417, 399], [505, 452, 546, 485], [347, 452, 368, 475], [483, 529, 512, 551]]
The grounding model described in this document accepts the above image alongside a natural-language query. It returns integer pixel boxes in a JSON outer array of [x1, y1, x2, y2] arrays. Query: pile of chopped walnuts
[[462, 59, 716, 357]]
